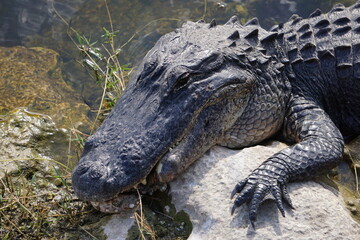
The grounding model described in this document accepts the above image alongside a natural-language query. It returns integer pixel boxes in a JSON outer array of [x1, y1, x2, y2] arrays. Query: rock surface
[[103, 212, 135, 240], [0, 108, 61, 178], [170, 141, 360, 240]]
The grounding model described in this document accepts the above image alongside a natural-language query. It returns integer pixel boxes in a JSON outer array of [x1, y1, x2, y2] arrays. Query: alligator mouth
[[73, 120, 193, 211], [88, 135, 188, 213], [88, 167, 166, 213], [90, 192, 138, 213]]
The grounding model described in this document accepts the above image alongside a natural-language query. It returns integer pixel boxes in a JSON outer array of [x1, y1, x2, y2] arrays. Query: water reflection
[[0, 0, 85, 46]]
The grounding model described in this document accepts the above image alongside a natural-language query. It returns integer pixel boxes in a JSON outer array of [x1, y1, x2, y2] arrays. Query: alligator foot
[[230, 170, 294, 228]]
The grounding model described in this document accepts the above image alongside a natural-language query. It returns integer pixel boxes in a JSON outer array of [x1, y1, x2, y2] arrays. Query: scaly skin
[[231, 2, 360, 226], [72, 1, 360, 227], [230, 96, 344, 227]]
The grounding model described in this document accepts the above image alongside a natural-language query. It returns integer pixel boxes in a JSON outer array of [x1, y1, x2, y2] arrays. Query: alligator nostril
[[74, 161, 107, 180], [75, 162, 90, 175], [87, 162, 106, 180]]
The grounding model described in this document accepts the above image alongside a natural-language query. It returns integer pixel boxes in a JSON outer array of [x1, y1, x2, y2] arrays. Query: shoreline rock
[[170, 142, 360, 239]]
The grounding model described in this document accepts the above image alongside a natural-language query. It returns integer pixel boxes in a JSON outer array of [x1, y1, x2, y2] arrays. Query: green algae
[[0, 46, 91, 131]]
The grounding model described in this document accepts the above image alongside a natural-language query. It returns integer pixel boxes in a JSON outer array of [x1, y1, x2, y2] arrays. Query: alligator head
[[72, 17, 277, 208]]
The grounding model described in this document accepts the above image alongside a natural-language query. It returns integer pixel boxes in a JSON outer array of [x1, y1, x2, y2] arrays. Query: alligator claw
[[231, 171, 293, 227], [271, 183, 286, 217], [230, 178, 248, 199], [281, 184, 295, 209], [232, 185, 255, 212]]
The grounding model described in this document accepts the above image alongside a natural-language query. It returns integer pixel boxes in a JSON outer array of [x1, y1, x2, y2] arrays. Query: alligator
[[72, 1, 360, 227]]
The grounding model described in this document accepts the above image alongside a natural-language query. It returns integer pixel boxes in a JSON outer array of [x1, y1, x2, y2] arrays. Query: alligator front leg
[[231, 96, 344, 227]]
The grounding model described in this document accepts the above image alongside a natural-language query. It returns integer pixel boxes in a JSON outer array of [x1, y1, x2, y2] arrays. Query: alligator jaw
[[90, 193, 138, 213], [86, 128, 210, 213]]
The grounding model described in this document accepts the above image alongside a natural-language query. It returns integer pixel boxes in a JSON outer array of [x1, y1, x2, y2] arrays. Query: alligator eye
[[174, 75, 191, 90]]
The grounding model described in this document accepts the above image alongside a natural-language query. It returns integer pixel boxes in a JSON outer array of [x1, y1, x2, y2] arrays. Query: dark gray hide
[[73, 1, 360, 226]]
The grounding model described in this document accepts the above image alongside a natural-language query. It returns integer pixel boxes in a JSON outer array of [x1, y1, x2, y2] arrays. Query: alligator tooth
[[141, 178, 147, 185]]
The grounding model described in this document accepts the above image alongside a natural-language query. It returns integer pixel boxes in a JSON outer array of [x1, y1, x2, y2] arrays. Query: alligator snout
[[73, 158, 141, 213], [72, 160, 113, 201], [72, 134, 161, 202]]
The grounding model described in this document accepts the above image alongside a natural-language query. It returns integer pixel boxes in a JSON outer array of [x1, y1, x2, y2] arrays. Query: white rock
[[170, 142, 360, 240], [103, 212, 135, 240]]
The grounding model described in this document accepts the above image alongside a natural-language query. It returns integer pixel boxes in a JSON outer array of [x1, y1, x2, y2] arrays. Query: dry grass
[[344, 146, 360, 195], [133, 189, 157, 240], [0, 166, 94, 239]]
